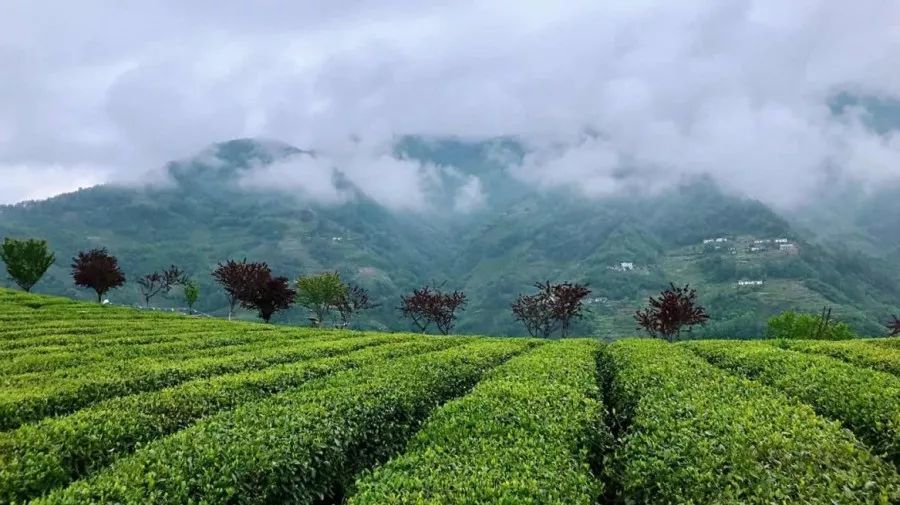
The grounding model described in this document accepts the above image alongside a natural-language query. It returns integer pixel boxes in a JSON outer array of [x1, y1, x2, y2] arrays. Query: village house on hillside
[[610, 261, 636, 272], [779, 243, 798, 253]]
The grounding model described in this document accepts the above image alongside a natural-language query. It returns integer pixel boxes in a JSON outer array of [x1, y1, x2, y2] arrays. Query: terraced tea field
[[0, 289, 898, 504]]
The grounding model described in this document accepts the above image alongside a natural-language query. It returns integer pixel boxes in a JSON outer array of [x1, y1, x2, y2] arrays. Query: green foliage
[[773, 338, 900, 376], [684, 340, 900, 466], [0, 337, 463, 504], [0, 333, 388, 431], [2, 289, 899, 503], [601, 339, 899, 504], [37, 340, 530, 504], [0, 237, 55, 292], [2, 138, 900, 337], [182, 280, 199, 311], [766, 310, 856, 340], [349, 340, 607, 504], [295, 271, 347, 326]]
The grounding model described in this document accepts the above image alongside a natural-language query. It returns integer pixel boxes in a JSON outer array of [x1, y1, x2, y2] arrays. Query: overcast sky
[[1, 0, 899, 207]]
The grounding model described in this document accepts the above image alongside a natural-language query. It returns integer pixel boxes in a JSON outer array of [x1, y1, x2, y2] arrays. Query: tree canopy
[[137, 265, 186, 307], [295, 272, 347, 326], [240, 274, 296, 323], [635, 283, 709, 342], [0, 237, 55, 292], [71, 248, 126, 303], [399, 284, 467, 334], [511, 281, 591, 338], [212, 259, 271, 320]]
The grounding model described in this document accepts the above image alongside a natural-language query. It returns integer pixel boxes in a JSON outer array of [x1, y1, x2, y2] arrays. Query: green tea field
[[0, 289, 898, 504]]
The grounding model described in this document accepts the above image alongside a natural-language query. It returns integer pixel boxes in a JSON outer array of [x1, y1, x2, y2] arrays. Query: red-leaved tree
[[71, 248, 126, 303], [336, 284, 379, 328], [399, 284, 467, 335], [212, 259, 271, 320], [511, 286, 556, 338], [635, 283, 709, 342], [511, 281, 591, 338], [887, 315, 900, 337], [239, 274, 296, 323], [550, 281, 592, 338], [138, 265, 186, 307]]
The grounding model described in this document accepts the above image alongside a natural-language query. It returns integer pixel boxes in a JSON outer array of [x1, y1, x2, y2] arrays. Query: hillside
[[1, 137, 898, 337], [0, 289, 898, 503]]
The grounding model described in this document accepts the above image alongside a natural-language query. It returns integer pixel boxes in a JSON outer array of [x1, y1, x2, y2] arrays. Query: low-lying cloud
[[1, 0, 899, 209]]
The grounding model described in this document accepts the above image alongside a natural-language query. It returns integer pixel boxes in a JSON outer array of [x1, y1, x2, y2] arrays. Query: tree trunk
[[97, 291, 103, 304]]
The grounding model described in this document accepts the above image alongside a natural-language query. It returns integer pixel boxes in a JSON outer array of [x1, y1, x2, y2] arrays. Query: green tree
[[766, 308, 856, 340], [295, 271, 347, 327], [0, 238, 55, 292], [183, 280, 200, 313]]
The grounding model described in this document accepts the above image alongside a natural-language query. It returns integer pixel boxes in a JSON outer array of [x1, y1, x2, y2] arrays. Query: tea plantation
[[0, 289, 898, 504]]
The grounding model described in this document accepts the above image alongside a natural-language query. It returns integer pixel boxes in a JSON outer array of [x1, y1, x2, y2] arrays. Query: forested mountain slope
[[2, 137, 898, 337]]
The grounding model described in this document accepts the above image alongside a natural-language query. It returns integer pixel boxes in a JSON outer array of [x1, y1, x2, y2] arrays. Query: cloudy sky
[[1, 0, 899, 207]]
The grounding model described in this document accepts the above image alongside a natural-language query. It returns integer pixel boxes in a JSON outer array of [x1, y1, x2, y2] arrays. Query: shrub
[[37, 340, 531, 504], [600, 339, 899, 504], [772, 338, 900, 377], [0, 336, 463, 504], [765, 309, 856, 340], [0, 334, 381, 430], [685, 340, 900, 465], [349, 340, 606, 504]]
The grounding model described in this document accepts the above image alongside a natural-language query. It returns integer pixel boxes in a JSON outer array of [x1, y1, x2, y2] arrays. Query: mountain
[[2, 137, 898, 338]]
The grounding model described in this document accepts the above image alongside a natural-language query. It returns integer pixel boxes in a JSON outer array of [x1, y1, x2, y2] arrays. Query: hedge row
[[0, 328, 243, 353], [771, 338, 900, 376], [0, 336, 460, 504], [3, 327, 341, 380], [684, 340, 900, 466], [0, 330, 317, 376], [6, 332, 355, 392], [0, 334, 410, 430], [35, 339, 532, 504], [872, 338, 900, 350], [349, 339, 607, 504], [0, 324, 288, 352], [0, 328, 192, 351], [601, 339, 899, 504]]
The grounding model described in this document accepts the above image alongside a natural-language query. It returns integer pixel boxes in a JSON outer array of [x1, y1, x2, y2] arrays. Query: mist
[[1, 0, 899, 208]]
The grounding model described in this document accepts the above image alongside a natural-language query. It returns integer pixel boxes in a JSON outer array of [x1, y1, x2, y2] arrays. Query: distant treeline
[[2, 236, 899, 339]]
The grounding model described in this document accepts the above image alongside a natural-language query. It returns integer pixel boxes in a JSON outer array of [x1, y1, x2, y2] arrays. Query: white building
[[620, 262, 635, 271], [774, 238, 789, 244], [715, 237, 728, 243], [703, 238, 715, 244], [737, 280, 764, 286]]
